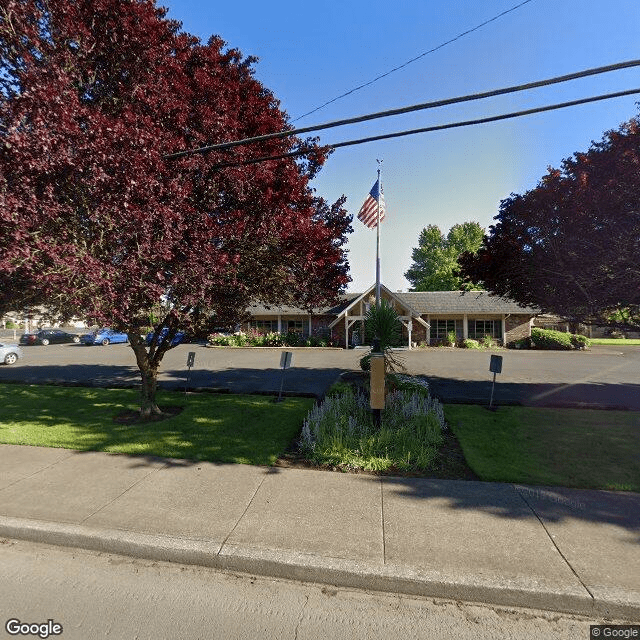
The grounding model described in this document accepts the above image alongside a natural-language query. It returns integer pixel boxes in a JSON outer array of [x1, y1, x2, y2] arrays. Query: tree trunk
[[139, 363, 162, 418], [128, 331, 163, 418]]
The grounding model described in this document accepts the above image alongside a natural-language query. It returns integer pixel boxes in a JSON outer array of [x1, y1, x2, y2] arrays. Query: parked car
[[0, 342, 23, 365], [145, 327, 186, 347], [19, 329, 81, 346], [82, 328, 129, 346], [209, 327, 234, 336]]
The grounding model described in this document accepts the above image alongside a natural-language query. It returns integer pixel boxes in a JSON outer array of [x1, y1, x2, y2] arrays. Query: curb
[[1, 516, 637, 621], [434, 396, 633, 411]]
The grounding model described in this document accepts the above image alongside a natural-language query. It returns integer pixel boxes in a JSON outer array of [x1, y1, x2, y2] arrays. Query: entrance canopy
[[328, 283, 428, 349]]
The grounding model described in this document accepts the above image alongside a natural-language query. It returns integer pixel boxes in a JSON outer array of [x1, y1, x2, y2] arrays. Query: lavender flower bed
[[301, 377, 445, 472]]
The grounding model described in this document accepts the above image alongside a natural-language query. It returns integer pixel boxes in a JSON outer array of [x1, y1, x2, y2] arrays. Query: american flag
[[357, 179, 385, 229]]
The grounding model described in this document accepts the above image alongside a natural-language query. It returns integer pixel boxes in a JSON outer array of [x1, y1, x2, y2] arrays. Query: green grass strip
[[445, 404, 640, 491], [589, 338, 640, 345], [0, 384, 313, 466]]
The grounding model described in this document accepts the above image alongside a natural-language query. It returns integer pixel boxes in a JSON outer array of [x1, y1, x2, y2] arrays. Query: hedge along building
[[246, 284, 539, 348]]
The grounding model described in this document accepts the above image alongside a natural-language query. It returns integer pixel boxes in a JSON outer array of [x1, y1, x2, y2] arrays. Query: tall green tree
[[404, 222, 484, 291]]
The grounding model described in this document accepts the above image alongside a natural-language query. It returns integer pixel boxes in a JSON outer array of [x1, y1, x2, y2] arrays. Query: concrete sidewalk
[[0, 444, 638, 621]]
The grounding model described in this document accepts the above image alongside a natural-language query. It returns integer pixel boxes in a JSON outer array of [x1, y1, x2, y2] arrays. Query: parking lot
[[405, 345, 640, 409], [1, 336, 639, 408], [0, 341, 359, 398]]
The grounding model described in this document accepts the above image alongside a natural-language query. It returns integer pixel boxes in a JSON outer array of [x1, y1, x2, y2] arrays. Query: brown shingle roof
[[248, 294, 358, 316], [395, 291, 539, 315], [248, 290, 538, 316]]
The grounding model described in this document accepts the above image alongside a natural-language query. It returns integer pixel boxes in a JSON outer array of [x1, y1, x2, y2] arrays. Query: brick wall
[[505, 315, 533, 343], [331, 321, 347, 347], [310, 315, 333, 336], [402, 322, 427, 345]]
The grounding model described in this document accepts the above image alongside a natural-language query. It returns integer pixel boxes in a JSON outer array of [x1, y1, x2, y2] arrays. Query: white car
[[0, 342, 23, 365]]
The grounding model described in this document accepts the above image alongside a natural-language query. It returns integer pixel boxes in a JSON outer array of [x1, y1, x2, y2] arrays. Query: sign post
[[488, 354, 503, 410], [185, 351, 196, 393], [370, 354, 385, 406], [276, 351, 293, 402], [370, 338, 385, 426]]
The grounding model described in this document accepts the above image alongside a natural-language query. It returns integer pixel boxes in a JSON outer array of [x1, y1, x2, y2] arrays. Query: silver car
[[0, 342, 23, 365]]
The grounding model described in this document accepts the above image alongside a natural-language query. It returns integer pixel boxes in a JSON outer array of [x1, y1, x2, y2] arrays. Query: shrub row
[[508, 328, 591, 350], [208, 330, 334, 348], [412, 335, 498, 349]]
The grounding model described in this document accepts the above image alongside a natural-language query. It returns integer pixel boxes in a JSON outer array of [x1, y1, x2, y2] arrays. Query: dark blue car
[[145, 328, 186, 347]]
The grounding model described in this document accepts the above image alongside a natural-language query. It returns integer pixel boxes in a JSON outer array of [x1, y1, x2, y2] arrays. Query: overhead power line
[[164, 59, 640, 160], [292, 0, 536, 122], [207, 87, 640, 169]]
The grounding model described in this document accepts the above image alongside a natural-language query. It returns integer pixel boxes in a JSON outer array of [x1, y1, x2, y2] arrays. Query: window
[[287, 320, 304, 334], [469, 319, 502, 340], [433, 320, 457, 341], [254, 320, 277, 333]]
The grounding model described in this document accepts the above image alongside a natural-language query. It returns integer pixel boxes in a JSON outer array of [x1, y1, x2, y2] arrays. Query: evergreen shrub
[[531, 327, 573, 350]]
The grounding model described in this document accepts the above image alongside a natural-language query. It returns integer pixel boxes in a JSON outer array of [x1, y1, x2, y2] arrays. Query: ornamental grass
[[301, 382, 445, 472]]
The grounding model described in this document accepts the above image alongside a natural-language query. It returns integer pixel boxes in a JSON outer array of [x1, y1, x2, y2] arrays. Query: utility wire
[[207, 87, 640, 169], [292, 0, 536, 122], [164, 59, 640, 160]]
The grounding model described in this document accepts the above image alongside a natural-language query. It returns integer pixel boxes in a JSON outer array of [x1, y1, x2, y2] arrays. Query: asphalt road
[[401, 345, 640, 410], [0, 341, 361, 398], [0, 339, 638, 409], [0, 538, 608, 640]]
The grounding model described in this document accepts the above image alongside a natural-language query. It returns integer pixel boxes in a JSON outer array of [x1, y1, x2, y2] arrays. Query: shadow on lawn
[[0, 363, 334, 471]]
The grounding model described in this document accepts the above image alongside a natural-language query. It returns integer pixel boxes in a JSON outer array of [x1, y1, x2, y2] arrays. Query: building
[[246, 284, 539, 348]]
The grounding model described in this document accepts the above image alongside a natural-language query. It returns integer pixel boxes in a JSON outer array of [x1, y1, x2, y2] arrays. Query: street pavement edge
[[0, 514, 636, 622]]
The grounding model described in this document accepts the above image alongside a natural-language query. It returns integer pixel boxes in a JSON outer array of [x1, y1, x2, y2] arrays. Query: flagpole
[[375, 160, 382, 309]]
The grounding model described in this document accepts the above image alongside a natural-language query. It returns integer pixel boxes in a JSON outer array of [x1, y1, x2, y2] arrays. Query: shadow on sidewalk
[[376, 475, 640, 541]]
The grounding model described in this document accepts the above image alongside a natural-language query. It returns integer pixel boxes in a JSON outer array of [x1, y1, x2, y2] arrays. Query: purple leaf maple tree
[[0, 0, 352, 416], [459, 113, 640, 335]]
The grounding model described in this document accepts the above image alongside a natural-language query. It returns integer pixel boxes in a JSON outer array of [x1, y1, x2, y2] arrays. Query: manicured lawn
[[589, 338, 640, 345], [0, 384, 314, 466], [445, 404, 640, 491]]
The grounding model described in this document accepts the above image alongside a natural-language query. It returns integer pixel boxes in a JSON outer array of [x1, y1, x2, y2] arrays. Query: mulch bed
[[275, 372, 479, 481], [113, 405, 184, 425], [274, 427, 479, 481]]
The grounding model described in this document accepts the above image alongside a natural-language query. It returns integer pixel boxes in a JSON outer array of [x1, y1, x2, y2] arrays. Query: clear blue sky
[[162, 0, 640, 293]]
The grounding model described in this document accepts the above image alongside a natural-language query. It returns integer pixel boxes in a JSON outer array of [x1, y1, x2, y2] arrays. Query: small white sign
[[280, 351, 293, 369]]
